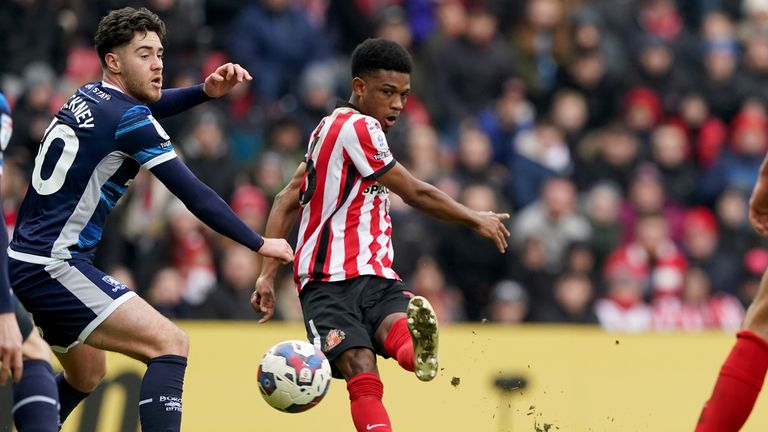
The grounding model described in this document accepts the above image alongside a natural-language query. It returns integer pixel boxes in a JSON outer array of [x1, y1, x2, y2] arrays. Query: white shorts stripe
[[7, 248, 59, 265], [43, 261, 113, 309], [78, 290, 137, 345], [139, 398, 153, 406], [142, 150, 177, 169], [38, 260, 137, 352], [53, 339, 81, 354], [309, 319, 321, 350], [11, 395, 58, 415]]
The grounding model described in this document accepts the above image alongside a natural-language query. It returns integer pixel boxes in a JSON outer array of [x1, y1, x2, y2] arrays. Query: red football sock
[[696, 330, 768, 432], [347, 373, 391, 432], [384, 317, 414, 372]]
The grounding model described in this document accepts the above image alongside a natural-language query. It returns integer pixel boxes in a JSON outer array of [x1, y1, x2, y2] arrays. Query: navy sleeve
[[150, 158, 264, 251], [0, 214, 12, 313], [147, 84, 212, 119], [0, 93, 13, 312]]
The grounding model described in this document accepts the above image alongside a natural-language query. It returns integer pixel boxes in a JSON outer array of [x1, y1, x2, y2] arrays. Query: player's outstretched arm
[[750, 155, 768, 236], [150, 158, 293, 261], [378, 162, 511, 253], [252, 162, 306, 323], [147, 85, 212, 119], [147, 63, 252, 119]]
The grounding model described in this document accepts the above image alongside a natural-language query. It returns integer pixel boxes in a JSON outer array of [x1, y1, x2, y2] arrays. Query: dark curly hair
[[350, 38, 412, 78], [95, 7, 166, 68]]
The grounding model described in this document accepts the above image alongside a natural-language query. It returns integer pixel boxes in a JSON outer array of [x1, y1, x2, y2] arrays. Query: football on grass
[[257, 339, 332, 413]]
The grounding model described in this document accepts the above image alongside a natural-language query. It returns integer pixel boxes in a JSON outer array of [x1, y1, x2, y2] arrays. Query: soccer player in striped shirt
[[254, 38, 510, 432], [7, 7, 293, 431], [697, 154, 768, 431]]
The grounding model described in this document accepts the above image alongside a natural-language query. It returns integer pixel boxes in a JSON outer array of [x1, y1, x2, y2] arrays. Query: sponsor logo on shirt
[[362, 184, 389, 195], [91, 86, 111, 100]]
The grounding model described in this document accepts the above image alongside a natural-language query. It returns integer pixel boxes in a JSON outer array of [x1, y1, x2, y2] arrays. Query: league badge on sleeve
[[148, 115, 170, 140]]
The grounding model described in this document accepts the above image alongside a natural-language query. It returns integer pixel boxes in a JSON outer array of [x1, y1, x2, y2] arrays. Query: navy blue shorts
[[8, 252, 136, 352]]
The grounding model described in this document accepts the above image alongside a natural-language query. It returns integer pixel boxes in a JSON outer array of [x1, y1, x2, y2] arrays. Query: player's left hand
[[472, 211, 511, 253], [203, 63, 252, 98], [0, 312, 23, 385], [750, 204, 768, 236], [749, 179, 768, 236], [251, 275, 276, 323]]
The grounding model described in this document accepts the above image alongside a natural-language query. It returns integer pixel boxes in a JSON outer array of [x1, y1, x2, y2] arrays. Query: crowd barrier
[[1, 323, 764, 431]]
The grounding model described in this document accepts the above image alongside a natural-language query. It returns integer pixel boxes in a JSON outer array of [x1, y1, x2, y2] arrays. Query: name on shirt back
[[64, 96, 95, 129]]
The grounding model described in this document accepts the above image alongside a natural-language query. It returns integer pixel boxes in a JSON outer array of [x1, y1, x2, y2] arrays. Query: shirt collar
[[101, 81, 124, 94], [335, 100, 361, 112]]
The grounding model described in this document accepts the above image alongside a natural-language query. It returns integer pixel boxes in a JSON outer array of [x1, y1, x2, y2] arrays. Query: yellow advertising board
[[13, 323, 767, 431]]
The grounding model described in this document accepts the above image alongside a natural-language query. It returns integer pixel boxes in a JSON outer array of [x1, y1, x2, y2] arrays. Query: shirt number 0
[[32, 121, 79, 195]]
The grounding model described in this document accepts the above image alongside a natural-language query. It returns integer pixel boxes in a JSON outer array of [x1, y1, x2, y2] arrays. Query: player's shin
[[347, 373, 391, 432], [139, 355, 187, 432], [12, 359, 60, 432], [696, 330, 768, 432], [55, 372, 90, 424], [384, 317, 414, 371]]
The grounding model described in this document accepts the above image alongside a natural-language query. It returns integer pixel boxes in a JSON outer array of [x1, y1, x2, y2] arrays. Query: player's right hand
[[258, 238, 294, 264], [252, 276, 276, 323], [749, 180, 768, 236], [0, 312, 23, 384], [750, 204, 768, 236]]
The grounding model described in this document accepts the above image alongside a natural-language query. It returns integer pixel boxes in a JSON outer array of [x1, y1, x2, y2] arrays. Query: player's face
[[354, 70, 410, 132], [116, 31, 164, 103]]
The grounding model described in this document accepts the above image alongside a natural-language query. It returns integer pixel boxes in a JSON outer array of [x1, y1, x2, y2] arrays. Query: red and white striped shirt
[[294, 104, 399, 290]]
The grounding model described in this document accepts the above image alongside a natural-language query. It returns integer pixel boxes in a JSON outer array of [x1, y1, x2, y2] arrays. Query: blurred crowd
[[4, 0, 768, 332]]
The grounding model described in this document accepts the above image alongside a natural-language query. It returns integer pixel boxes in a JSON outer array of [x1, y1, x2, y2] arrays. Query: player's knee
[[60, 346, 108, 392], [337, 348, 377, 379], [21, 331, 51, 362], [90, 364, 108, 390], [174, 328, 190, 357], [73, 362, 107, 392], [156, 325, 189, 358]]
